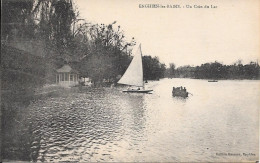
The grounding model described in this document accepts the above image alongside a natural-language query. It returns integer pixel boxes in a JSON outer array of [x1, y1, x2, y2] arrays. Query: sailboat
[[118, 44, 153, 93]]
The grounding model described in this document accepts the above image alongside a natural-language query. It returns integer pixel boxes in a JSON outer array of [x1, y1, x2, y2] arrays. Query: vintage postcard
[[1, 0, 259, 162]]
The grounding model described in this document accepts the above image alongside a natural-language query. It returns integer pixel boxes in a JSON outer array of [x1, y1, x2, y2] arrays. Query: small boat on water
[[172, 86, 188, 98], [208, 80, 218, 82], [117, 44, 153, 93]]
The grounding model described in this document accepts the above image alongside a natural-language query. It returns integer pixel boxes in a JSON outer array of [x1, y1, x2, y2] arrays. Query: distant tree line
[[2, 0, 166, 86], [165, 61, 260, 80]]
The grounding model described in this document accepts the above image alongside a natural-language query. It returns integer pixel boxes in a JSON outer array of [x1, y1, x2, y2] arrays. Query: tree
[[76, 22, 136, 85], [142, 56, 166, 80], [32, 0, 76, 49], [2, 0, 35, 40], [169, 63, 175, 77]]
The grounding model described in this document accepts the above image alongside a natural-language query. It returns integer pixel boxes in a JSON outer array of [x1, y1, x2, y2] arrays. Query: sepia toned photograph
[[1, 0, 259, 162]]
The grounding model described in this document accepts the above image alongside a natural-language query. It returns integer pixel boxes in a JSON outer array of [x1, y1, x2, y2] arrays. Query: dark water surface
[[2, 79, 259, 162]]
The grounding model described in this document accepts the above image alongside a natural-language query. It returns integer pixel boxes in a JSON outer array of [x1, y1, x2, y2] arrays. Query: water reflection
[[2, 79, 259, 162], [18, 88, 148, 162], [172, 96, 189, 102], [1, 89, 36, 161]]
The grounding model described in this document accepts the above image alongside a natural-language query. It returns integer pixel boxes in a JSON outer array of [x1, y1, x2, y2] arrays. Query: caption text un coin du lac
[[139, 4, 218, 9]]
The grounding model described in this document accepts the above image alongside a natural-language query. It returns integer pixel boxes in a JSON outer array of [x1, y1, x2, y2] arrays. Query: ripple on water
[[8, 80, 259, 162]]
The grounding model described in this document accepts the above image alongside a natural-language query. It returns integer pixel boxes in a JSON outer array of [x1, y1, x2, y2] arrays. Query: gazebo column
[[56, 74, 58, 84]]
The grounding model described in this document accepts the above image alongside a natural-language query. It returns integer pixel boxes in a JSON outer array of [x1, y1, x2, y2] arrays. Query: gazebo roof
[[56, 64, 78, 73]]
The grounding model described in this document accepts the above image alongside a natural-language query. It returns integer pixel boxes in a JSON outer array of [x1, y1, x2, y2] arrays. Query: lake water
[[3, 78, 259, 162]]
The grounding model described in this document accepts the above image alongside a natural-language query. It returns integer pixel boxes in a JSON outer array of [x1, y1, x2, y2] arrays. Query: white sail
[[118, 44, 144, 87]]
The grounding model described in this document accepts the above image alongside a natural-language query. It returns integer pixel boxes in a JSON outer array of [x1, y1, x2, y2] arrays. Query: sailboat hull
[[122, 89, 153, 93]]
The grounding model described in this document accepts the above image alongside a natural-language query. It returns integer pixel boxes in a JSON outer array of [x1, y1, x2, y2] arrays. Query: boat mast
[[139, 44, 144, 89]]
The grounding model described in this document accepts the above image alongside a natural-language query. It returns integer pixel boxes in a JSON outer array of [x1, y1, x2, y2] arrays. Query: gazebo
[[56, 64, 79, 87]]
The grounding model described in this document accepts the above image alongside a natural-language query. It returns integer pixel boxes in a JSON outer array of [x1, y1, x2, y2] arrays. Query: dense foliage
[[4, 0, 258, 84], [166, 61, 260, 79], [2, 0, 166, 86], [142, 56, 166, 80]]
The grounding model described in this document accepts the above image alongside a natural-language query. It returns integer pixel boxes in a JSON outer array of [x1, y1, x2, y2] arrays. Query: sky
[[75, 0, 259, 67]]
